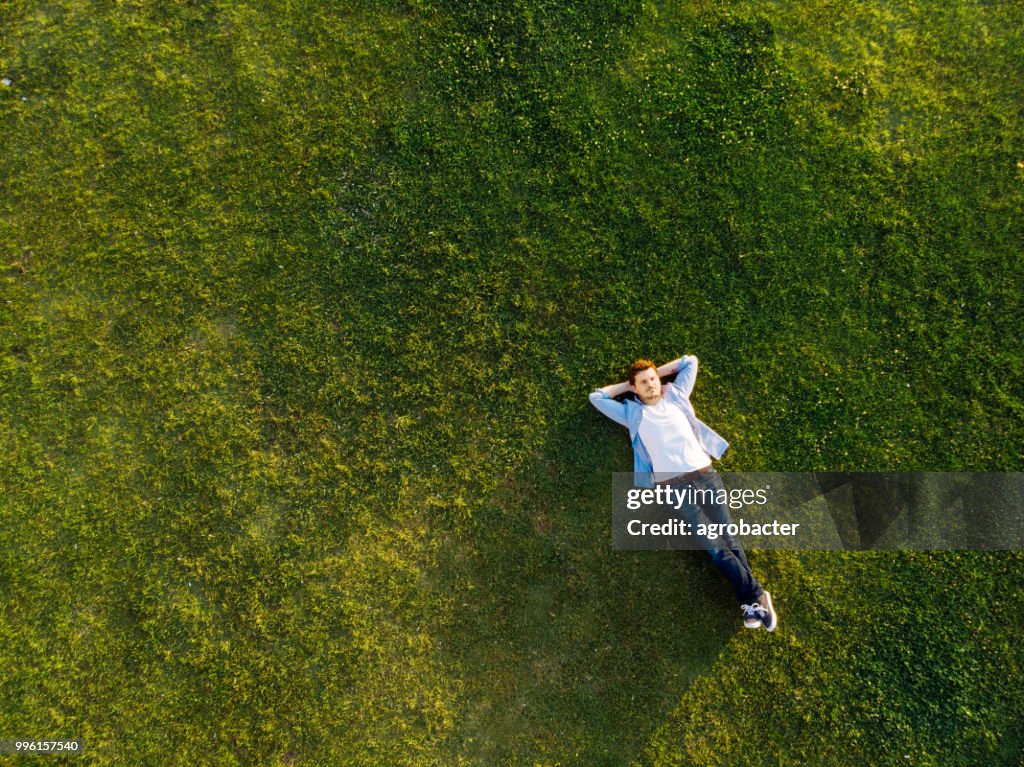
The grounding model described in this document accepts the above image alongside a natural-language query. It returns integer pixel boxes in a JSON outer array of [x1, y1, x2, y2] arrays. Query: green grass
[[1, 0, 1022, 765]]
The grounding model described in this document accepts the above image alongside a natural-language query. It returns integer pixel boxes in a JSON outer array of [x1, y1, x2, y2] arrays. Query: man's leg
[[692, 469, 764, 606], [672, 496, 765, 628], [666, 470, 777, 628], [687, 469, 778, 630]]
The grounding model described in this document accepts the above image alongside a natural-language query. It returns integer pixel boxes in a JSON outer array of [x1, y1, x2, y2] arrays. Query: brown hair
[[626, 359, 657, 385]]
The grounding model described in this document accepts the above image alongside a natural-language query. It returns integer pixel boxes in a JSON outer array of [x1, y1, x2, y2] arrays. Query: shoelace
[[741, 603, 767, 618]]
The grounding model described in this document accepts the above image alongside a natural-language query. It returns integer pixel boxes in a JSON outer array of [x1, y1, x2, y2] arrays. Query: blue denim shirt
[[589, 355, 729, 487]]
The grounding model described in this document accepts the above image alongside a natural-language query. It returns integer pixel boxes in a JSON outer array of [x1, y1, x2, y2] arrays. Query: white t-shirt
[[637, 397, 712, 476]]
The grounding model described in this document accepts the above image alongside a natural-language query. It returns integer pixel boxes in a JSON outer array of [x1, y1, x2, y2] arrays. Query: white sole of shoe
[[761, 592, 777, 632]]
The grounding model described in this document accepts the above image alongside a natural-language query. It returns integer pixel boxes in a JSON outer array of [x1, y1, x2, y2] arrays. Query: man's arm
[[657, 358, 681, 378], [672, 354, 699, 398], [597, 359, 679, 398], [597, 379, 632, 398], [590, 357, 685, 417], [588, 382, 629, 426]]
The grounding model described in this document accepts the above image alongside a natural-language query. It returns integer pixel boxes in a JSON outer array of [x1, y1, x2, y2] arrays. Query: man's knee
[[710, 547, 731, 565]]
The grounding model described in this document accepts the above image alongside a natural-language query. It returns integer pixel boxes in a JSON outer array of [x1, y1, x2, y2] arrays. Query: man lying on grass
[[589, 354, 778, 631]]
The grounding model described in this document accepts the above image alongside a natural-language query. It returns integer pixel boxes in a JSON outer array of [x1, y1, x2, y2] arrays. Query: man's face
[[630, 366, 662, 405]]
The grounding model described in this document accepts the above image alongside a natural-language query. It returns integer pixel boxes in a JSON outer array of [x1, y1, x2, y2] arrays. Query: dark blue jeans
[[663, 467, 764, 605]]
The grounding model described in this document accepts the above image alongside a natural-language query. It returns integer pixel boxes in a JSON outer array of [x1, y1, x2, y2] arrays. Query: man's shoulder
[[664, 382, 689, 399], [622, 397, 644, 420], [663, 385, 695, 413]]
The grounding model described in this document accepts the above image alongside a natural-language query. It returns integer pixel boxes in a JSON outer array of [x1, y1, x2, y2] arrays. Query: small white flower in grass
[[1, 78, 11, 86]]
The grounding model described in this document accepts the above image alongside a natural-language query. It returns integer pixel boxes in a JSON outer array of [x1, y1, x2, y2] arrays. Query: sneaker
[[741, 603, 762, 629], [753, 591, 778, 632]]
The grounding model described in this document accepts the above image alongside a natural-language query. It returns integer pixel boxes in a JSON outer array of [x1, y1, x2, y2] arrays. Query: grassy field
[[1, 0, 1022, 765]]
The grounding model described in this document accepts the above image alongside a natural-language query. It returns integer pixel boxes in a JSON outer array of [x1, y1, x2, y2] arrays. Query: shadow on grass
[[438, 408, 738, 766]]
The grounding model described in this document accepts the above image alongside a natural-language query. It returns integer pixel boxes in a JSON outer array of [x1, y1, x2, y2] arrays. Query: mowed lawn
[[1, 1, 1022, 765]]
